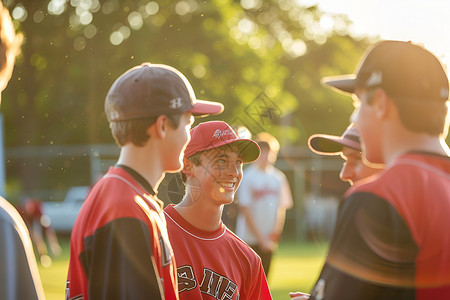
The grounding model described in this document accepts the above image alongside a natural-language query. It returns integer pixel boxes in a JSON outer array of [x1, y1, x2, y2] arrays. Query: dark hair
[[367, 88, 447, 135], [110, 113, 182, 147]]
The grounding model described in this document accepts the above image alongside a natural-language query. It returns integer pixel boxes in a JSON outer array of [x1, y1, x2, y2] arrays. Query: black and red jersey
[[310, 152, 450, 300], [66, 166, 178, 300]]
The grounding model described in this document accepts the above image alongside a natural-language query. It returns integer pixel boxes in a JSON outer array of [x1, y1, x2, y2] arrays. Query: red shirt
[[164, 204, 272, 300], [310, 152, 450, 300], [66, 167, 178, 300]]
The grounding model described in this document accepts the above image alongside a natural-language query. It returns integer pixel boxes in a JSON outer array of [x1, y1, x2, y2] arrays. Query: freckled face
[[192, 146, 243, 205]]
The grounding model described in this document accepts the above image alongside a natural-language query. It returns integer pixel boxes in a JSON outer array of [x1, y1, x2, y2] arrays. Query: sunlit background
[[302, 0, 450, 73], [3, 1, 449, 299]]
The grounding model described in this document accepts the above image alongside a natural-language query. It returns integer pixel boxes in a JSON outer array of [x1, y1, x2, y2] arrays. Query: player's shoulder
[[224, 227, 262, 261], [347, 152, 450, 198]]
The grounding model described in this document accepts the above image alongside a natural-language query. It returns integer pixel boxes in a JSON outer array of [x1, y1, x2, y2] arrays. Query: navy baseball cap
[[308, 124, 361, 155], [105, 63, 224, 122], [322, 40, 449, 102], [185, 121, 260, 163]]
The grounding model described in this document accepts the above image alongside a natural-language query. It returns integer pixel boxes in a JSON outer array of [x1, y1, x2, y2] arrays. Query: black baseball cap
[[105, 63, 224, 122], [308, 124, 361, 155], [322, 40, 449, 102]]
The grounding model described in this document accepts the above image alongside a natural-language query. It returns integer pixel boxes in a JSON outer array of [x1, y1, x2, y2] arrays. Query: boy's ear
[[182, 157, 194, 177], [150, 115, 168, 138]]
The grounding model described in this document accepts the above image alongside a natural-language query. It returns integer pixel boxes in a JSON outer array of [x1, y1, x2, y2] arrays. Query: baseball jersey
[[164, 204, 272, 300], [235, 165, 293, 245], [310, 152, 450, 300], [0, 197, 45, 300], [66, 166, 178, 300]]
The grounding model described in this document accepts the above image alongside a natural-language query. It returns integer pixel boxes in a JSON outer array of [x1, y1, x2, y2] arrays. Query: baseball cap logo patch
[[212, 129, 233, 139], [169, 97, 183, 109], [366, 71, 382, 87]]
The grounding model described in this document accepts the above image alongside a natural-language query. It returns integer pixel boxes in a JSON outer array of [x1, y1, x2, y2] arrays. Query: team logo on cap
[[212, 129, 233, 139], [366, 71, 382, 87], [169, 97, 183, 109]]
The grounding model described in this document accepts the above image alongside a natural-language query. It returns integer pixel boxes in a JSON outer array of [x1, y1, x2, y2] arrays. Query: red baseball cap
[[185, 121, 260, 163], [308, 123, 361, 155]]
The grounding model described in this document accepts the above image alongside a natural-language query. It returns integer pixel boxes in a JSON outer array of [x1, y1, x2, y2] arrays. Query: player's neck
[[383, 126, 448, 166], [175, 193, 223, 231], [117, 143, 165, 191]]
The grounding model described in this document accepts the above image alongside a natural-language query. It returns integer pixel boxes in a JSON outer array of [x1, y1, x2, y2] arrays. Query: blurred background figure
[[308, 123, 381, 186], [235, 132, 293, 277], [18, 197, 61, 267], [0, 2, 46, 299]]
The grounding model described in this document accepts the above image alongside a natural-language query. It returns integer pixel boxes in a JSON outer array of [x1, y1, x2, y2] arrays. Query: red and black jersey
[[164, 205, 272, 300], [310, 152, 450, 300], [66, 166, 178, 300]]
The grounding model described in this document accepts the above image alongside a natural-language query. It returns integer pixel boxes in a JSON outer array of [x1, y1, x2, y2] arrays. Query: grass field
[[38, 238, 328, 300]]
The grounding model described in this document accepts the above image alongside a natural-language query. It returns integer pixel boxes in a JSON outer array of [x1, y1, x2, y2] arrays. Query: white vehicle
[[42, 186, 90, 233]]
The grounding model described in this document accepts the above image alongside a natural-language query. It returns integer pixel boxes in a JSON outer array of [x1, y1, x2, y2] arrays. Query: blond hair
[[0, 3, 22, 93]]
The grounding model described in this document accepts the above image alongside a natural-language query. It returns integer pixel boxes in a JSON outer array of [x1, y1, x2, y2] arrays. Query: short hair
[[0, 3, 22, 92], [394, 97, 448, 135], [367, 88, 448, 135], [110, 113, 182, 147]]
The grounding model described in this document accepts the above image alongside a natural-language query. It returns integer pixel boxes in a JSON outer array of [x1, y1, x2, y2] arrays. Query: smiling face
[[189, 145, 243, 206]]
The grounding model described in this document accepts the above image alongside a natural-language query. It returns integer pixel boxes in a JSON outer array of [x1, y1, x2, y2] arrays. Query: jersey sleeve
[[79, 217, 164, 300], [0, 206, 44, 300], [246, 259, 273, 299], [309, 192, 418, 300]]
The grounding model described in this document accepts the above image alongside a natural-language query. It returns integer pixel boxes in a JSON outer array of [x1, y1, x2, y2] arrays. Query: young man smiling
[[164, 121, 272, 300]]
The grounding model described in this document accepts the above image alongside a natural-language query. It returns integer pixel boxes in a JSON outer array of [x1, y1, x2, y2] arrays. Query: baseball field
[[38, 238, 327, 299]]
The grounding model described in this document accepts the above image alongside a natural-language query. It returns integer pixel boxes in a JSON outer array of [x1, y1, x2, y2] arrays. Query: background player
[[308, 123, 381, 185], [66, 63, 223, 300], [290, 124, 381, 299], [164, 121, 272, 299], [18, 197, 61, 266], [0, 3, 46, 299], [235, 132, 293, 277], [309, 40, 450, 299]]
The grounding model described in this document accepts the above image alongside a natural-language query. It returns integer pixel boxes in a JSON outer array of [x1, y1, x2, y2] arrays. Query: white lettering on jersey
[[177, 266, 239, 299]]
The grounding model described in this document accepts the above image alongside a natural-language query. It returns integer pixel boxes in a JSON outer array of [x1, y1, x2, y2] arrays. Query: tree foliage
[[2, 0, 371, 149]]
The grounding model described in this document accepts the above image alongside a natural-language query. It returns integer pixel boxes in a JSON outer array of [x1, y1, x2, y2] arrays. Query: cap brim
[[189, 100, 224, 117], [321, 75, 357, 94], [232, 140, 261, 163], [308, 134, 361, 156]]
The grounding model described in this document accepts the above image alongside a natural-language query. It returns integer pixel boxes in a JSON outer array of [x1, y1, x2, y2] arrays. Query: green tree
[[1, 0, 371, 193]]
